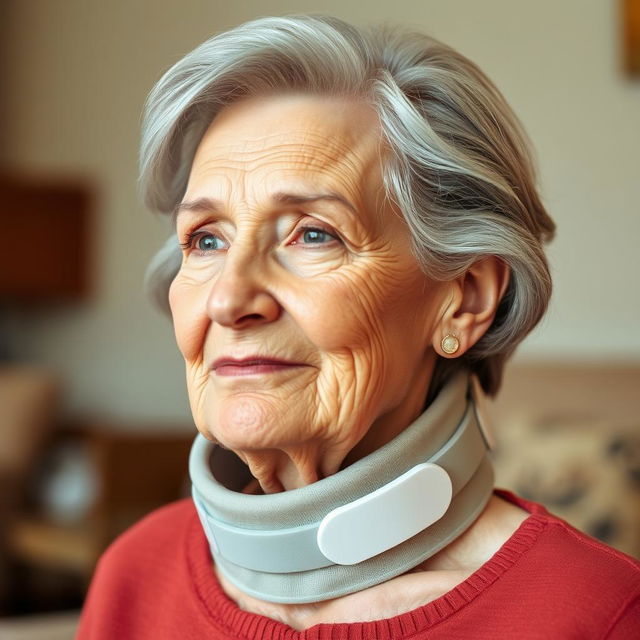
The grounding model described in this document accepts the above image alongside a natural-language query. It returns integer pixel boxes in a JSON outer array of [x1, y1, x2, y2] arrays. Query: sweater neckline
[[186, 490, 549, 640]]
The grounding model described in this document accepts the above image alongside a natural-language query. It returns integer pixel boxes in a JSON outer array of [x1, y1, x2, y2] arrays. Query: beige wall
[[2, 0, 639, 425]]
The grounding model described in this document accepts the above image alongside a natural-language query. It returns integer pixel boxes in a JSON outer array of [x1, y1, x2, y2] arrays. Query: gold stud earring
[[441, 334, 460, 355]]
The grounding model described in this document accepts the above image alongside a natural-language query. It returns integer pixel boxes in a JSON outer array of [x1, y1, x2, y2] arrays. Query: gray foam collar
[[189, 372, 494, 603]]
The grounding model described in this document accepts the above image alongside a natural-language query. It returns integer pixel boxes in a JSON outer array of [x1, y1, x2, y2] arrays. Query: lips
[[211, 356, 306, 376]]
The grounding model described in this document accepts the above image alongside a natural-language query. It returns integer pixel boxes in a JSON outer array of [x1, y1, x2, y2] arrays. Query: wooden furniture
[[623, 0, 640, 76], [0, 173, 93, 302], [0, 366, 60, 612], [5, 424, 194, 604]]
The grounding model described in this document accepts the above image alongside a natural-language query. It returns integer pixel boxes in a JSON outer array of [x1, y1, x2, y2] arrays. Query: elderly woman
[[77, 15, 639, 639]]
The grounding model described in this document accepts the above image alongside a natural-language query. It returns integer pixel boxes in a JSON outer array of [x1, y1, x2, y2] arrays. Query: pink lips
[[211, 356, 306, 377]]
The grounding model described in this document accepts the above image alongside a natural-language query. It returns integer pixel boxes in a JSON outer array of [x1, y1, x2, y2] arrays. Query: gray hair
[[139, 14, 555, 395]]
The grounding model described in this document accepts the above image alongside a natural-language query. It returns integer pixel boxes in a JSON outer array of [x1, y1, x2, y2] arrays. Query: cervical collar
[[190, 371, 494, 604]]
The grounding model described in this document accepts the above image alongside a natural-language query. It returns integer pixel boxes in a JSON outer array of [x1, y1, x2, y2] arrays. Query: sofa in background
[[490, 362, 640, 558]]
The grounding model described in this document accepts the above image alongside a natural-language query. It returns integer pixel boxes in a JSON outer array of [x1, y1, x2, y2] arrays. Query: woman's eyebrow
[[173, 197, 222, 224], [173, 191, 357, 223], [271, 191, 357, 215]]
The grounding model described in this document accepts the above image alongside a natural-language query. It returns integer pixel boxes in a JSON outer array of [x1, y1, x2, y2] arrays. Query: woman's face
[[170, 94, 448, 484]]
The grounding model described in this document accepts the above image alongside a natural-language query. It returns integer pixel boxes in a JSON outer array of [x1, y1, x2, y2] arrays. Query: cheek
[[285, 268, 404, 356], [285, 275, 372, 352], [304, 265, 436, 360], [169, 276, 209, 363]]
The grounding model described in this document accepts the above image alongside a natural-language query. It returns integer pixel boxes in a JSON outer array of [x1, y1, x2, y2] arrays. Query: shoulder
[[537, 513, 640, 588], [463, 491, 640, 637], [498, 490, 640, 607], [105, 498, 195, 554], [112, 497, 197, 544], [77, 499, 204, 639], [90, 498, 198, 588]]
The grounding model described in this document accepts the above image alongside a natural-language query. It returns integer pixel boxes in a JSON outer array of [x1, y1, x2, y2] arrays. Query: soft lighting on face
[[169, 94, 445, 483]]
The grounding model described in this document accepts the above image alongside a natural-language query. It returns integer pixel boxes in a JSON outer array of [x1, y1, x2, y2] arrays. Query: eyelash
[[178, 223, 341, 252], [179, 231, 215, 252]]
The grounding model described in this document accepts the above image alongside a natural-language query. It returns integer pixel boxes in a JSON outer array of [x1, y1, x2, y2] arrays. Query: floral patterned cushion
[[492, 414, 640, 557]]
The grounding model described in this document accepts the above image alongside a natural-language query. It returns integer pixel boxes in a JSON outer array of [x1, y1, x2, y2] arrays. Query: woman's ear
[[433, 257, 510, 358]]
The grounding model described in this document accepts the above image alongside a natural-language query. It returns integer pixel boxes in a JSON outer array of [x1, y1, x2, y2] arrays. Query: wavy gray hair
[[139, 14, 555, 395]]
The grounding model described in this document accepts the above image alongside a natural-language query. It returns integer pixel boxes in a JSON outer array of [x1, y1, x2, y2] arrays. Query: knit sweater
[[76, 490, 640, 639]]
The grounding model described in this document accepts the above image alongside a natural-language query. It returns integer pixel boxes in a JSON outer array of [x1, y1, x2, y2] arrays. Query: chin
[[206, 395, 289, 452]]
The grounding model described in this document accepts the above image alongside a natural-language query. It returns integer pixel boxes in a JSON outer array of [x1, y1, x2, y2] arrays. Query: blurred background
[[0, 0, 638, 637]]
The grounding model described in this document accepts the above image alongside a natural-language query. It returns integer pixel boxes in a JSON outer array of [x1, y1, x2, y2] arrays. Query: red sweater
[[76, 491, 640, 639]]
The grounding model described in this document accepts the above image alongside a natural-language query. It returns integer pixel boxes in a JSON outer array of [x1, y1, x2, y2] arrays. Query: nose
[[206, 248, 281, 329]]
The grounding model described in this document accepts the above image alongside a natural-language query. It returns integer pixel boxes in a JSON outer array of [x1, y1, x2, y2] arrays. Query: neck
[[235, 360, 437, 493], [189, 371, 495, 604]]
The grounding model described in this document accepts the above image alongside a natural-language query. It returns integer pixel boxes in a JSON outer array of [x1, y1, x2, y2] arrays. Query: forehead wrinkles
[[188, 130, 384, 217], [194, 128, 372, 170]]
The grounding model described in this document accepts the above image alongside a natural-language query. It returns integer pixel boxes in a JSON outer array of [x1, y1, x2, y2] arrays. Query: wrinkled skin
[[169, 94, 452, 493], [168, 93, 527, 630]]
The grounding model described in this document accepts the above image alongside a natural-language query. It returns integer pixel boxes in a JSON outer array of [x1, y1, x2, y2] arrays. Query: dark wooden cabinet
[[0, 174, 93, 301]]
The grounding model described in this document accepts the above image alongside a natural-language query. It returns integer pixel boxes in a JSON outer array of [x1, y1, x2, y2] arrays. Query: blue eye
[[302, 229, 327, 243], [299, 227, 336, 245], [196, 234, 224, 251], [179, 231, 226, 253]]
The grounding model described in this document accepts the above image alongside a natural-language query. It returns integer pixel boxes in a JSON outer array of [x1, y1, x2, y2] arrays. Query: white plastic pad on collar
[[317, 463, 452, 565]]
